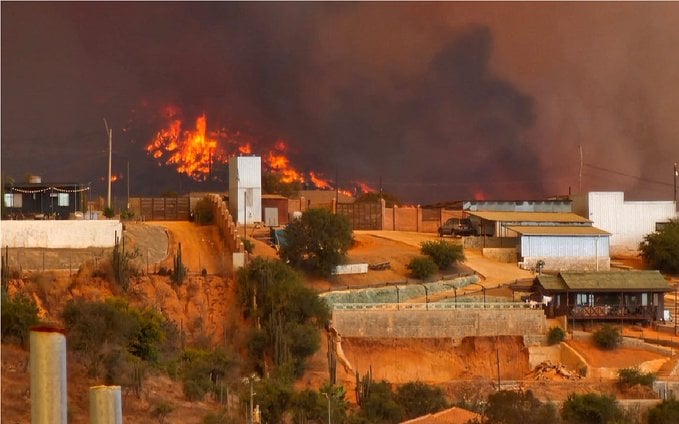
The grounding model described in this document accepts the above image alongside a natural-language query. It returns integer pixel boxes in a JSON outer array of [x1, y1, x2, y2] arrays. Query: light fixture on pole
[[242, 373, 259, 424]]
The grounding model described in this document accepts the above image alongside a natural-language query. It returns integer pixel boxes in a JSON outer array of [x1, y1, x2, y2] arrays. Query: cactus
[[172, 242, 186, 285], [354, 366, 373, 406], [1, 245, 9, 291]]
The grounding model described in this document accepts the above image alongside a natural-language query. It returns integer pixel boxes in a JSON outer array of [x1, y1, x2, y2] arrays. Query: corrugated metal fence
[[129, 196, 190, 221]]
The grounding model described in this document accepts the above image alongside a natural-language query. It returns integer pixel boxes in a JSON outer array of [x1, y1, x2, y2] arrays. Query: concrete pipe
[[30, 326, 67, 424], [89, 385, 123, 424]]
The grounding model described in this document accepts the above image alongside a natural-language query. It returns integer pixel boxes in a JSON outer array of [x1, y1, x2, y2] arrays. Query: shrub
[[1, 290, 40, 347], [407, 256, 438, 280], [150, 400, 174, 424], [193, 197, 214, 225], [103, 207, 115, 218], [648, 398, 679, 424], [241, 237, 254, 254], [618, 367, 656, 389], [593, 325, 622, 350], [547, 326, 566, 345], [561, 392, 624, 424], [477, 390, 559, 424], [396, 381, 449, 420], [420, 239, 465, 270]]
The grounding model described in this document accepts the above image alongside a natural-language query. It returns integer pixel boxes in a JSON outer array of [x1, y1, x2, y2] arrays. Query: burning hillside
[[145, 105, 374, 195]]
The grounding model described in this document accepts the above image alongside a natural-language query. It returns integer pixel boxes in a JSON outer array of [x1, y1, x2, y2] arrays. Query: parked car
[[438, 218, 477, 237]]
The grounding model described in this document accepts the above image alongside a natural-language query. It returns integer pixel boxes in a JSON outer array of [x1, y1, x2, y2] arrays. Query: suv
[[438, 218, 476, 237]]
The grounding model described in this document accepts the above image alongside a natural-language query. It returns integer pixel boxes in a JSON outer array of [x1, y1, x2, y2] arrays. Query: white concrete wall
[[0, 220, 122, 248], [574, 192, 676, 254]]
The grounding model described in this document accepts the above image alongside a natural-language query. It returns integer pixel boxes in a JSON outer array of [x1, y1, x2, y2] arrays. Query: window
[[58, 193, 69, 207], [3, 193, 22, 208], [576, 293, 593, 306]]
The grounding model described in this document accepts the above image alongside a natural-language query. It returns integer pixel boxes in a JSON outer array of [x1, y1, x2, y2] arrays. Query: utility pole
[[578, 145, 583, 193], [126, 160, 130, 211], [103, 119, 112, 209], [673, 162, 677, 209]]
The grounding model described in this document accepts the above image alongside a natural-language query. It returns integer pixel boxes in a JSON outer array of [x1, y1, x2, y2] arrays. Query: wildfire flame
[[146, 112, 220, 180], [145, 106, 374, 196]]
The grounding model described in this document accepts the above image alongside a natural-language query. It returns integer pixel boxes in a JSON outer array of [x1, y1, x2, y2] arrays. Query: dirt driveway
[[140, 221, 226, 275]]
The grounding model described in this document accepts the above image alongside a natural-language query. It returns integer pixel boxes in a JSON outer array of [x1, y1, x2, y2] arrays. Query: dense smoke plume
[[2, 3, 678, 203]]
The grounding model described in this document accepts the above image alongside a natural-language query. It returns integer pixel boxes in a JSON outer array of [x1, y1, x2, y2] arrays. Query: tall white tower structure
[[229, 156, 262, 224]]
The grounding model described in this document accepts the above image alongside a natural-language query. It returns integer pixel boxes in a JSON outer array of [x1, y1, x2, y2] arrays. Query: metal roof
[[507, 225, 610, 236], [467, 211, 591, 223], [537, 271, 671, 292]]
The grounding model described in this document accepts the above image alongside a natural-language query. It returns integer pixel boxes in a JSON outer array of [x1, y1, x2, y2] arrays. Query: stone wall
[[207, 194, 242, 253], [0, 220, 122, 248], [332, 308, 547, 341]]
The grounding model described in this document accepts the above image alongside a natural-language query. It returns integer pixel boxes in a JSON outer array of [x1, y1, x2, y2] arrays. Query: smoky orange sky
[[2, 3, 678, 204]]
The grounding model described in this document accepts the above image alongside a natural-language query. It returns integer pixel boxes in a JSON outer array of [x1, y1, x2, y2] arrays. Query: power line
[[584, 163, 672, 187]]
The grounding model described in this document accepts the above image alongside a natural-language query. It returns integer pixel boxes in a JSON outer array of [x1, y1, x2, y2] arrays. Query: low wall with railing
[[331, 304, 547, 341]]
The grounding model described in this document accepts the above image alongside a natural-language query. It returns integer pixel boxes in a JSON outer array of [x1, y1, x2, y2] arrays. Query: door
[[264, 207, 279, 227]]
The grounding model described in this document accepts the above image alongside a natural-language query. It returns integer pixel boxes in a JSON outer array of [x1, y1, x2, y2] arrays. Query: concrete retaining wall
[[483, 248, 518, 263], [332, 308, 547, 341], [0, 220, 122, 248], [522, 256, 611, 272]]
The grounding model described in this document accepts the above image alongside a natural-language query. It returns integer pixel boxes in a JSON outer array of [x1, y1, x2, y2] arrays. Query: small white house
[[571, 192, 677, 256], [228, 156, 262, 224]]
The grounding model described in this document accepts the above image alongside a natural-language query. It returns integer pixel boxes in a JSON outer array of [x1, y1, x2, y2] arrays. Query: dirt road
[[144, 221, 226, 275]]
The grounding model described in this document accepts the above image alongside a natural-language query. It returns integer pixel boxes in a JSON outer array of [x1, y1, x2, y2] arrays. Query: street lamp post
[[324, 392, 331, 424], [242, 373, 259, 424]]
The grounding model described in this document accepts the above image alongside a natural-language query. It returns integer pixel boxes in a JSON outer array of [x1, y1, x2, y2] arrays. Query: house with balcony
[[532, 270, 671, 324]]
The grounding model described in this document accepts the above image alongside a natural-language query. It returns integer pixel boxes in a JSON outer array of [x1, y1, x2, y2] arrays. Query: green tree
[[420, 239, 465, 270], [406, 256, 438, 280], [1, 290, 40, 347], [62, 298, 167, 377], [396, 381, 449, 420], [639, 219, 679, 273], [561, 393, 625, 424], [475, 390, 559, 424], [356, 380, 404, 424], [237, 257, 330, 375], [180, 348, 239, 401], [252, 375, 295, 424], [193, 196, 214, 225], [279, 208, 353, 276], [648, 399, 679, 424]]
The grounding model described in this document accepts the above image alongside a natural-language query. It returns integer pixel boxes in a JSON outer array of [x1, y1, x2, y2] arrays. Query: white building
[[571, 192, 677, 256], [466, 210, 611, 272], [228, 156, 262, 224]]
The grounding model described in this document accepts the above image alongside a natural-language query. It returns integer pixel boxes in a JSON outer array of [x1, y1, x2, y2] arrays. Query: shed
[[261, 194, 289, 226], [508, 225, 611, 272]]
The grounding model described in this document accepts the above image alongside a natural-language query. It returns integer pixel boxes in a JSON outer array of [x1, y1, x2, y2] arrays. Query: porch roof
[[507, 225, 610, 236], [467, 211, 591, 224], [536, 270, 671, 293]]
